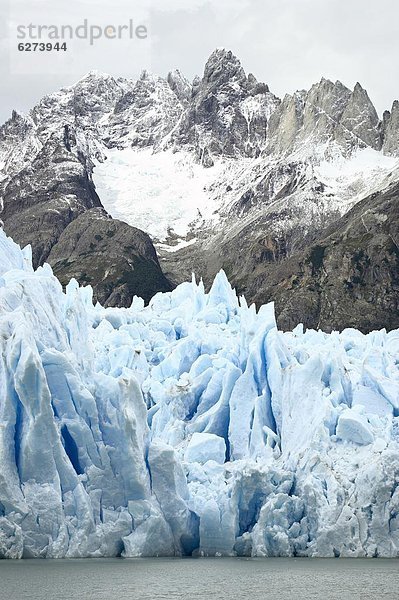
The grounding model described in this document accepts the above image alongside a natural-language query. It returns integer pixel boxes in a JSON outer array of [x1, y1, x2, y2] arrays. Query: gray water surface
[[0, 558, 397, 600]]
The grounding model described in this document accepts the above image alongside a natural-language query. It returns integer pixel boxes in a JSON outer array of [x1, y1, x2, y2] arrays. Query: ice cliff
[[0, 229, 398, 559]]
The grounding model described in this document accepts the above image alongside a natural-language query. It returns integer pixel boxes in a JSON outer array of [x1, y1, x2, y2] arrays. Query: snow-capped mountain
[[0, 72, 173, 306], [0, 49, 398, 331], [0, 228, 398, 559], [1, 48, 398, 562]]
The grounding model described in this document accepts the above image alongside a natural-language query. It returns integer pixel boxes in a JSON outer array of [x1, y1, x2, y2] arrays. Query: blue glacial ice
[[0, 229, 398, 558]]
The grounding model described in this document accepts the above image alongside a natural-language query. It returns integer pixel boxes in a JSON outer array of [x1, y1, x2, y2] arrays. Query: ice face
[[0, 228, 398, 558], [184, 433, 226, 465], [336, 407, 374, 445]]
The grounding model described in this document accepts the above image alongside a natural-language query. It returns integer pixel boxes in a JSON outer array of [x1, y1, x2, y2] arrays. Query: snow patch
[[93, 148, 223, 242]]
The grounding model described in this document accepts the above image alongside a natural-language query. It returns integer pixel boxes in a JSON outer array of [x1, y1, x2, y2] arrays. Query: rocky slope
[[249, 178, 399, 332], [48, 208, 172, 306], [0, 74, 174, 304], [1, 49, 398, 329]]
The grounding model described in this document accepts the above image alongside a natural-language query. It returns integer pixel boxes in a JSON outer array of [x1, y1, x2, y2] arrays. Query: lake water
[[0, 557, 397, 600]]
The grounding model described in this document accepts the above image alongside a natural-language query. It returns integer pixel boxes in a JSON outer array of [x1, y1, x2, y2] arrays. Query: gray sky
[[1, 0, 398, 123]]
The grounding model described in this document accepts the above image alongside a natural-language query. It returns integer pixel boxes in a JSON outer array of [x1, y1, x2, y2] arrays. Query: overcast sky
[[1, 0, 398, 122]]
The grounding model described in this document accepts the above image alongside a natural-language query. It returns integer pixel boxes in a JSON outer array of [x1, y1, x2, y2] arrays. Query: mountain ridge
[[0, 48, 398, 330]]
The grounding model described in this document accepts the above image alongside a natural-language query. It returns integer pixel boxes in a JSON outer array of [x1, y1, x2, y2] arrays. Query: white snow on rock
[[314, 146, 398, 209], [93, 140, 399, 259], [0, 229, 398, 558]]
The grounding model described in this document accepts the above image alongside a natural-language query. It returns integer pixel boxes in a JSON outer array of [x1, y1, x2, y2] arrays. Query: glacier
[[0, 229, 398, 559]]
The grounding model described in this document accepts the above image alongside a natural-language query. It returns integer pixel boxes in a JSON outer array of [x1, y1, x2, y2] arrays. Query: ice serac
[[0, 229, 399, 559], [185, 432, 226, 464]]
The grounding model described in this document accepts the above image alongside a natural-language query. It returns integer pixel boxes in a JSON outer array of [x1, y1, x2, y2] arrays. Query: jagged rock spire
[[382, 100, 399, 156], [170, 48, 279, 160]]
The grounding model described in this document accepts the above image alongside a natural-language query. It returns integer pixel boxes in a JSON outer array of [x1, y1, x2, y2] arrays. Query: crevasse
[[0, 229, 398, 559]]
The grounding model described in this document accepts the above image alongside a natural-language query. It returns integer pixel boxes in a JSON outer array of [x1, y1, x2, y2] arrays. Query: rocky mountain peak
[[247, 72, 270, 95], [1, 109, 35, 137], [382, 100, 399, 156], [202, 48, 246, 88], [107, 71, 185, 149], [305, 78, 351, 123], [167, 69, 192, 105], [71, 74, 125, 123], [73, 70, 122, 93], [170, 48, 279, 160], [28, 71, 126, 151], [10, 109, 25, 123], [139, 69, 151, 81], [75, 69, 113, 83], [339, 82, 381, 150], [267, 76, 385, 157]]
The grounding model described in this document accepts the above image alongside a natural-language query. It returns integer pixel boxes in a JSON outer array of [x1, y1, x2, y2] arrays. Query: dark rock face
[[48, 208, 173, 306], [248, 182, 399, 332], [1, 133, 101, 267], [162, 178, 399, 334]]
